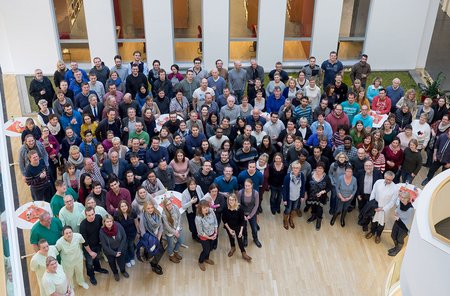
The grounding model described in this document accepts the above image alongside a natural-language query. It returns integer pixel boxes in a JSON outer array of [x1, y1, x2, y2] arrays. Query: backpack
[[135, 232, 162, 261]]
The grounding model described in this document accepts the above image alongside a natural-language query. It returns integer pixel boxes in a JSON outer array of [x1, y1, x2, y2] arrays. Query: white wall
[[203, 0, 229, 70], [416, 0, 440, 69], [84, 0, 117, 65], [310, 0, 343, 64], [143, 0, 174, 68], [257, 0, 287, 70], [0, 0, 60, 74], [0, 14, 13, 72], [364, 0, 432, 70]]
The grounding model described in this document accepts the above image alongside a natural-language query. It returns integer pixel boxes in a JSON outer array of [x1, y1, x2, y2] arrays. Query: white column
[[203, 0, 229, 70], [257, 0, 287, 70], [84, 0, 117, 65], [416, 0, 440, 69], [364, 0, 431, 70], [143, 0, 174, 68], [0, 0, 60, 74], [310, 0, 343, 64]]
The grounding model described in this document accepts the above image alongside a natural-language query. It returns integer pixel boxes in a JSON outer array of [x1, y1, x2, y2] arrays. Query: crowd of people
[[24, 50, 450, 295]]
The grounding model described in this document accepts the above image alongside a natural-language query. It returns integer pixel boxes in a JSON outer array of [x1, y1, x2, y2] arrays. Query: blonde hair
[[227, 193, 240, 210], [69, 145, 80, 153]]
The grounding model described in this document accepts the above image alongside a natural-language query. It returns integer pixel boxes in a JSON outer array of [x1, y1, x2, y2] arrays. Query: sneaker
[[121, 271, 129, 278], [130, 259, 136, 266], [89, 277, 97, 286], [79, 282, 89, 289], [126, 262, 132, 268]]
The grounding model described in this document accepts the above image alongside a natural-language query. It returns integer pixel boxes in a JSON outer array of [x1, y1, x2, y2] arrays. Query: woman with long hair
[[169, 149, 190, 192], [138, 201, 164, 275], [321, 84, 337, 109], [80, 113, 98, 141], [162, 198, 184, 263], [92, 142, 108, 168], [158, 126, 172, 148], [222, 194, 252, 262], [114, 200, 139, 268], [39, 126, 60, 165], [53, 60, 68, 87], [268, 152, 287, 215], [67, 145, 84, 170], [200, 139, 214, 161], [237, 179, 262, 248], [329, 152, 350, 215], [395, 104, 413, 132], [258, 135, 276, 163], [382, 120, 398, 146], [305, 162, 332, 231], [99, 214, 129, 281], [195, 200, 218, 271], [181, 178, 204, 242], [350, 120, 366, 146], [206, 112, 219, 138], [142, 108, 157, 138], [396, 89, 417, 115], [357, 134, 374, 156], [62, 162, 80, 192], [203, 183, 226, 250], [78, 173, 93, 205], [382, 137, 404, 179], [372, 129, 385, 151], [370, 145, 386, 174], [356, 88, 371, 110]]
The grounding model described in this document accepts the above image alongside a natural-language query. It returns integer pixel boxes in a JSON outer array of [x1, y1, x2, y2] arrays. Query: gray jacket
[[99, 222, 127, 256], [195, 208, 218, 237], [19, 141, 49, 175]]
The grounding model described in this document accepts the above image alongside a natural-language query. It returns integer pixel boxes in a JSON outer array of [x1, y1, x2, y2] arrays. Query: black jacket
[[96, 118, 121, 141], [356, 169, 383, 197], [29, 77, 55, 104], [358, 199, 378, 226], [83, 102, 104, 121]]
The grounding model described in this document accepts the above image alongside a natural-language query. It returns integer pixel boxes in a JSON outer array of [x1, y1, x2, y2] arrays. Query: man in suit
[[101, 151, 128, 183], [356, 160, 382, 231], [83, 94, 104, 122], [121, 107, 146, 144]]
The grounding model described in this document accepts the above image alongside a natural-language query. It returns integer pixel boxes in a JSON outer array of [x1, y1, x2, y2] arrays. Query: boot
[[316, 218, 322, 231], [388, 241, 398, 253], [174, 251, 182, 260], [296, 208, 303, 217], [242, 252, 252, 262], [243, 236, 248, 247], [283, 214, 289, 230], [169, 255, 180, 263], [228, 247, 236, 257], [198, 262, 206, 271], [340, 211, 347, 227], [204, 259, 215, 265], [307, 215, 317, 223], [388, 244, 403, 256], [330, 213, 339, 226], [289, 212, 295, 229]]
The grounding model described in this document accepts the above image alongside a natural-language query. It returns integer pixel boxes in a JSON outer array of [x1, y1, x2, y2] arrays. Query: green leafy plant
[[418, 72, 450, 101]]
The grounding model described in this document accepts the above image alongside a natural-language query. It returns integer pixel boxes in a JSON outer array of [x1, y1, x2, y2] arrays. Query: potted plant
[[418, 72, 450, 103]]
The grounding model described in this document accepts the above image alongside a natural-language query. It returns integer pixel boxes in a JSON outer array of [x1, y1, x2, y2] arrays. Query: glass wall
[[283, 0, 315, 61], [53, 0, 91, 62], [173, 0, 203, 62], [113, 0, 146, 62], [338, 0, 371, 60], [229, 0, 259, 61]]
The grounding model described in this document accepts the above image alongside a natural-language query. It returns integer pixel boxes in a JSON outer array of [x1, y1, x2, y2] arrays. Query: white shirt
[[369, 179, 399, 225]]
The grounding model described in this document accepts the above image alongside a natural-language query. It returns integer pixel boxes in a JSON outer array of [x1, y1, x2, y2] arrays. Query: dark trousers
[[233, 89, 244, 104], [329, 187, 337, 214], [270, 186, 282, 212], [83, 247, 103, 278], [243, 215, 258, 240], [186, 212, 198, 239], [311, 204, 323, 219], [106, 253, 126, 275], [358, 194, 371, 211], [211, 216, 221, 249], [226, 227, 245, 252], [400, 171, 414, 184], [391, 221, 408, 245], [370, 221, 384, 236], [150, 244, 164, 265], [199, 239, 213, 263], [427, 160, 448, 179], [125, 239, 135, 262]]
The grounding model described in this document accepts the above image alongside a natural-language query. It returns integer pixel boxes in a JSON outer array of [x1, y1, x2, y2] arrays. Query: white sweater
[[411, 120, 431, 149]]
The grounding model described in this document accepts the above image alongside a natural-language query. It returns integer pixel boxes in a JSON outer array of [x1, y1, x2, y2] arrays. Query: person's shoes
[[375, 236, 381, 244], [421, 178, 429, 186], [276, 209, 281, 214], [315, 218, 322, 231], [254, 239, 262, 248], [296, 208, 302, 217], [79, 282, 89, 289], [340, 211, 347, 227], [271, 209, 276, 215], [243, 237, 248, 247], [130, 259, 136, 266], [89, 276, 97, 286], [199, 262, 206, 271], [289, 212, 295, 229], [212, 244, 217, 250], [204, 259, 215, 265], [121, 271, 129, 278], [388, 244, 403, 256], [228, 247, 236, 257], [329, 214, 337, 226], [174, 252, 182, 260], [126, 262, 132, 268], [95, 268, 109, 274], [151, 263, 163, 275], [169, 255, 180, 263], [387, 247, 397, 254], [242, 252, 252, 262], [283, 214, 289, 230], [303, 206, 310, 213], [307, 215, 317, 223], [365, 233, 374, 239], [113, 273, 120, 281]]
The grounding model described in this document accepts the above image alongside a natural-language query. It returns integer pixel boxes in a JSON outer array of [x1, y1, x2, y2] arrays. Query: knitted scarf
[[438, 121, 450, 133], [102, 222, 118, 237], [68, 154, 84, 167], [135, 191, 152, 207], [143, 211, 160, 234], [47, 122, 61, 136], [389, 143, 401, 153]]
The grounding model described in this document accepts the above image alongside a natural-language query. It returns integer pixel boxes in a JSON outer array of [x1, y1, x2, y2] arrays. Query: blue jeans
[[284, 198, 300, 215], [233, 89, 244, 104], [270, 186, 282, 212], [125, 238, 135, 263], [400, 171, 414, 184], [166, 229, 184, 255]]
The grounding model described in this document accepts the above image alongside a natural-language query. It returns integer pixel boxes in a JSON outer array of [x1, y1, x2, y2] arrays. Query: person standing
[[181, 178, 204, 242], [238, 179, 262, 248], [350, 54, 371, 88], [25, 150, 54, 202], [321, 51, 343, 89], [99, 214, 129, 281], [331, 165, 357, 227], [30, 239, 59, 296], [269, 153, 287, 215], [422, 128, 450, 185], [195, 200, 218, 271], [388, 191, 415, 256], [282, 163, 305, 230], [114, 200, 139, 268], [55, 226, 89, 290], [162, 198, 185, 263], [29, 69, 55, 106], [42, 256, 74, 296], [228, 61, 247, 103], [222, 194, 252, 262], [305, 162, 332, 231], [203, 184, 227, 250]]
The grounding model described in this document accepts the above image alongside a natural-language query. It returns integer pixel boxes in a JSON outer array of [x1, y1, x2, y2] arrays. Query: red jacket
[[326, 110, 350, 133], [372, 96, 392, 115]]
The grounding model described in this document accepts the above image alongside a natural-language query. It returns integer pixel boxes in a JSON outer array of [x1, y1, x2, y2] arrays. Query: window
[[53, 0, 91, 62], [229, 0, 259, 61], [283, 0, 315, 61], [173, 0, 203, 62], [338, 0, 371, 60], [113, 0, 146, 62]]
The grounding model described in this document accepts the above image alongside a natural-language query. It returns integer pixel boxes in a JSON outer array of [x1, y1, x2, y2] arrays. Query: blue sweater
[[185, 134, 206, 156], [266, 95, 286, 113], [60, 110, 82, 136], [237, 170, 263, 190], [282, 173, 306, 202], [145, 147, 169, 168]]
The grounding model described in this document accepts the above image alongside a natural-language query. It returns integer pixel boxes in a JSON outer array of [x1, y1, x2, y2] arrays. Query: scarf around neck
[[102, 222, 118, 237], [143, 211, 160, 234], [47, 122, 61, 136], [68, 154, 84, 166], [438, 121, 450, 133]]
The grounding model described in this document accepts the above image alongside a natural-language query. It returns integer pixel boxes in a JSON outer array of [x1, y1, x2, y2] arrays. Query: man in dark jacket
[[194, 160, 217, 194], [29, 69, 55, 106], [96, 109, 122, 141], [126, 64, 148, 98], [101, 151, 128, 182], [356, 160, 382, 230]]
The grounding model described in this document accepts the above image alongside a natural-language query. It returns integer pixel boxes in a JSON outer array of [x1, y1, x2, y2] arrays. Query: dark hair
[[152, 59, 160, 66], [62, 225, 73, 234], [171, 64, 179, 71], [343, 136, 353, 142], [316, 161, 326, 170], [114, 55, 122, 60]]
